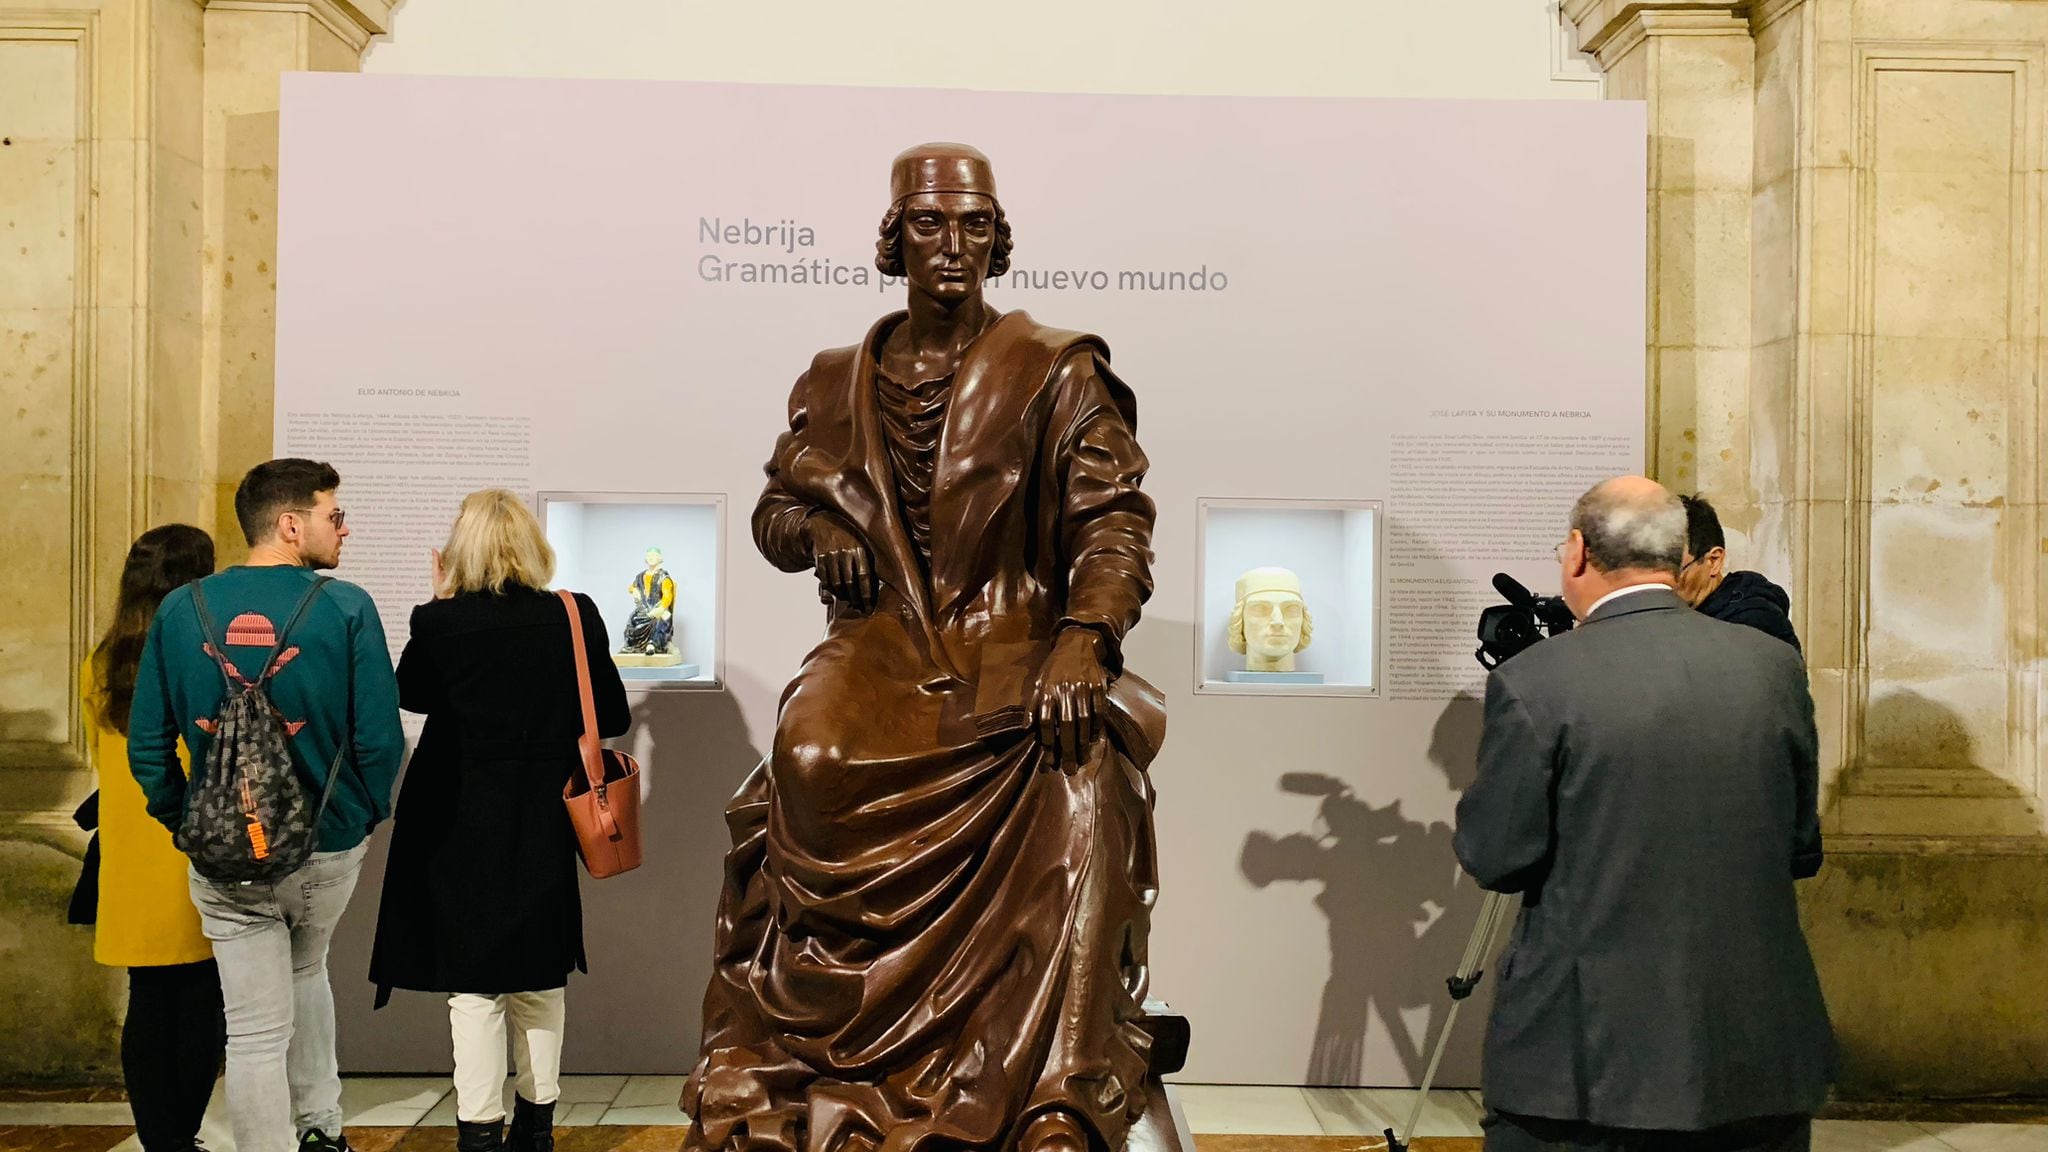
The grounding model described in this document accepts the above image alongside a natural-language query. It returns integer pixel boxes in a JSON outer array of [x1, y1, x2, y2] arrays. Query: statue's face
[[899, 192, 997, 303], [1243, 591, 1306, 659], [645, 550, 662, 569]]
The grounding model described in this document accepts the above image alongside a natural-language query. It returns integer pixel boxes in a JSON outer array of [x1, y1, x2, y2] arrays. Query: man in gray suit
[[1454, 476, 1833, 1152]]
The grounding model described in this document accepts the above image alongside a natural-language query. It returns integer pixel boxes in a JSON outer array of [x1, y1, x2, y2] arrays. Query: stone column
[[0, 0, 205, 1076], [1570, 3, 1759, 509], [0, 0, 384, 1080], [1567, 0, 2048, 1098], [203, 1, 392, 550], [1772, 0, 2048, 1096]]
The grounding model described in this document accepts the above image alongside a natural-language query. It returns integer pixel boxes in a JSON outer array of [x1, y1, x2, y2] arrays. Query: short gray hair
[[1571, 481, 1685, 574]]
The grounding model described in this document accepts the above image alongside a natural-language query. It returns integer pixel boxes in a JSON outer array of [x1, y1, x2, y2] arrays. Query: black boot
[[456, 1118, 503, 1152], [506, 1096, 555, 1152]]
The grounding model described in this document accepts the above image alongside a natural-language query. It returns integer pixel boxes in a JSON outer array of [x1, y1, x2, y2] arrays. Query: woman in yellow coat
[[87, 523, 222, 1152]]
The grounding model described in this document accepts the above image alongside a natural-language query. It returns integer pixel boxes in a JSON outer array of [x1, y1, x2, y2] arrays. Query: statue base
[[616, 650, 685, 668], [1129, 1083, 1197, 1152], [1222, 669, 1325, 684], [620, 664, 701, 681], [1132, 999, 1196, 1152]]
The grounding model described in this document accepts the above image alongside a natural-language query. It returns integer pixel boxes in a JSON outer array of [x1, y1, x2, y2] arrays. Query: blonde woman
[[368, 490, 629, 1152]]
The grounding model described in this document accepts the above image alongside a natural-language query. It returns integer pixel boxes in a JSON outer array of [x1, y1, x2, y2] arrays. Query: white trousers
[[448, 988, 566, 1122]]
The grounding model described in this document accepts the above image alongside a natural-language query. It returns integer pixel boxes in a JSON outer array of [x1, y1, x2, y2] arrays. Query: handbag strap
[[557, 590, 608, 799]]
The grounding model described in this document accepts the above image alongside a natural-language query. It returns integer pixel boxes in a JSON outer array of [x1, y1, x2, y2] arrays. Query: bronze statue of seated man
[[680, 143, 1177, 1152]]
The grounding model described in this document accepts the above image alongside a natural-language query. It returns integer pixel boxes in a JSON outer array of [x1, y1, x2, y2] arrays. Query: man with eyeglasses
[[130, 457, 403, 1152], [1676, 494, 1801, 653], [1456, 476, 1833, 1152]]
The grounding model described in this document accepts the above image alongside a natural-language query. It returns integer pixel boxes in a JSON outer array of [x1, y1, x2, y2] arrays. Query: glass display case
[[537, 491, 724, 689], [1194, 497, 1380, 697]]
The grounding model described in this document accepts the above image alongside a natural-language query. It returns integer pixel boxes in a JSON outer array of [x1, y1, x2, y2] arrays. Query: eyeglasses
[[287, 507, 347, 529]]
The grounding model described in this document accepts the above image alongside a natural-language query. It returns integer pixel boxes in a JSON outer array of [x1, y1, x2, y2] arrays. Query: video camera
[[1475, 572, 1575, 669]]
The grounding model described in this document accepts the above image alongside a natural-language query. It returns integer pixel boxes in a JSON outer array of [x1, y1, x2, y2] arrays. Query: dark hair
[[1570, 484, 1686, 575], [235, 458, 341, 546], [91, 524, 215, 735], [1680, 494, 1726, 559], [874, 199, 1014, 279]]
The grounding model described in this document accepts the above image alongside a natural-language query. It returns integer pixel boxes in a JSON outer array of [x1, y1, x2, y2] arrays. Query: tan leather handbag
[[558, 589, 643, 878]]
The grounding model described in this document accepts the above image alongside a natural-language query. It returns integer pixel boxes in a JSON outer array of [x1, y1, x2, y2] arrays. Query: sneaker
[[301, 1130, 350, 1152]]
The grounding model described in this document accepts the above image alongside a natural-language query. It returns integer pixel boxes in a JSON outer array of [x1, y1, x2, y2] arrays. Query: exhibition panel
[[273, 75, 1644, 1082]]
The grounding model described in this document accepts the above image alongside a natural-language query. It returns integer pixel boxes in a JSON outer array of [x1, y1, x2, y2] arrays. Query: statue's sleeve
[[1049, 349, 1155, 673], [753, 369, 817, 574], [658, 575, 676, 612]]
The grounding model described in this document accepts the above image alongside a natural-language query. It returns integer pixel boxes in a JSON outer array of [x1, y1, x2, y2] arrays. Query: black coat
[[369, 588, 630, 999], [1453, 588, 1834, 1130], [1698, 569, 1801, 653]]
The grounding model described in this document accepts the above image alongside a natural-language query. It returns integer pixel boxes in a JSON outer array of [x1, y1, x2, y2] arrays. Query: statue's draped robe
[[682, 310, 1167, 1152]]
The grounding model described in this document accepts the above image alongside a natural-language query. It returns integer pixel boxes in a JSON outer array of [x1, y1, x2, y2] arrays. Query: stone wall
[[7, 0, 2047, 1093], [1567, 0, 2048, 1094], [0, 0, 388, 1082]]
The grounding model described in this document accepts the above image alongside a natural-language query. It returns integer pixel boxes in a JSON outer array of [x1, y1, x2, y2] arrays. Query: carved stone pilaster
[[0, 0, 383, 1081]]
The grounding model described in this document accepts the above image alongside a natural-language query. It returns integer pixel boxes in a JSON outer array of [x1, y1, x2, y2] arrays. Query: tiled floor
[[0, 1081, 2044, 1152]]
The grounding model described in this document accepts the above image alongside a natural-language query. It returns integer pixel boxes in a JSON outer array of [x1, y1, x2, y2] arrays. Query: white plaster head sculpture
[[1228, 567, 1314, 672]]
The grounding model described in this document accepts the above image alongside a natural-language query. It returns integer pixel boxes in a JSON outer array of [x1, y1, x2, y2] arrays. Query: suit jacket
[[1453, 587, 1834, 1130]]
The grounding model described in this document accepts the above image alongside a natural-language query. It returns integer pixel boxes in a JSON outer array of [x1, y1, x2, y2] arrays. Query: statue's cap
[[890, 142, 998, 204], [1235, 567, 1304, 602]]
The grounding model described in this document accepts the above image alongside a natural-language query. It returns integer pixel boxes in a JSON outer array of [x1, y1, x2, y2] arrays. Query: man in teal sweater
[[131, 458, 403, 1152]]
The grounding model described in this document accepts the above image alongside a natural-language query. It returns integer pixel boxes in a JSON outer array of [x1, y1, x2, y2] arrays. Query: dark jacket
[[1697, 570, 1800, 653], [1453, 588, 1834, 1130], [369, 588, 629, 1000]]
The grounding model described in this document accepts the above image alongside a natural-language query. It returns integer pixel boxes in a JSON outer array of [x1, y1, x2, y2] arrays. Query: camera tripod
[[1382, 887, 1518, 1152], [1381, 571, 1550, 1152]]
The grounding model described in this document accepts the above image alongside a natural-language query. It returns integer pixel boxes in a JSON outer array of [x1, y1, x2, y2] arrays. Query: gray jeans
[[189, 844, 367, 1152]]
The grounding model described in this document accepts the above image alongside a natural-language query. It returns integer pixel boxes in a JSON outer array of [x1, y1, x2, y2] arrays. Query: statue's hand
[[1030, 628, 1110, 773], [805, 514, 878, 612]]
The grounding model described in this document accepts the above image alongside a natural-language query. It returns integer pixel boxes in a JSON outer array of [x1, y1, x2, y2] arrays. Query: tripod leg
[[1390, 890, 1517, 1152]]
